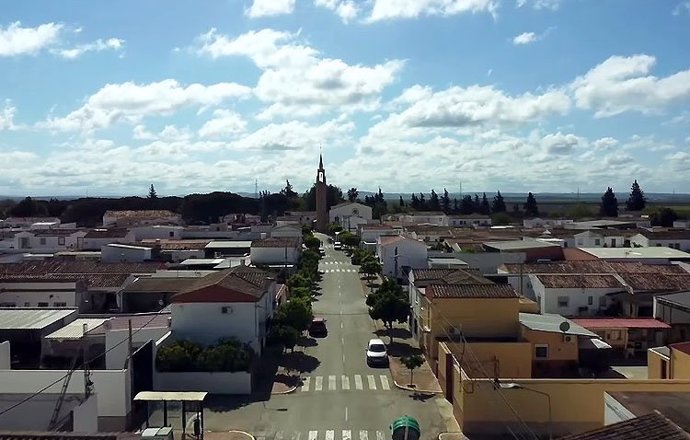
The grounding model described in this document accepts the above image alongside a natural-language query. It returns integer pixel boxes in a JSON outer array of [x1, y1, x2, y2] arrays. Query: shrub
[[156, 338, 254, 373]]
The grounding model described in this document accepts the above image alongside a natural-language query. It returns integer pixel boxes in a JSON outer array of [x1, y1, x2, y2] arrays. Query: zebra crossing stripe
[[342, 431, 351, 440], [367, 375, 376, 390], [308, 431, 318, 440], [315, 376, 323, 391], [359, 430, 368, 440], [342, 375, 350, 390], [380, 375, 390, 390], [325, 431, 335, 440], [301, 376, 310, 392], [275, 432, 284, 440], [354, 374, 363, 390], [293, 434, 301, 440], [329, 375, 336, 390], [376, 432, 384, 440]]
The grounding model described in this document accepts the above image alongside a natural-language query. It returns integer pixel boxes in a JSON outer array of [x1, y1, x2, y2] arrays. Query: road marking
[[354, 374, 363, 390], [325, 431, 334, 440], [340, 321, 344, 329], [308, 431, 317, 440], [342, 375, 350, 390], [301, 376, 310, 392], [329, 375, 336, 390], [380, 375, 390, 390], [342, 353, 345, 363], [255, 437, 265, 440], [342, 430, 351, 440], [292, 433, 301, 440], [376, 432, 384, 440], [345, 407, 348, 421], [315, 376, 323, 391], [359, 430, 368, 440], [275, 431, 284, 440], [367, 375, 376, 390]]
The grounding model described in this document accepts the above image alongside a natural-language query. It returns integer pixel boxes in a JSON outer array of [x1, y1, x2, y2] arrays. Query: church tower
[[315, 154, 328, 232]]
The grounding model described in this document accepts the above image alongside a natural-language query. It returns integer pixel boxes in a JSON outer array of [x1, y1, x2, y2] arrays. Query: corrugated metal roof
[[519, 313, 599, 337], [0, 309, 77, 330], [44, 318, 107, 340]]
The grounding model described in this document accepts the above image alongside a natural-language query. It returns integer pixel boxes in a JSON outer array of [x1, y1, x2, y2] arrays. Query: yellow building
[[648, 342, 690, 379]]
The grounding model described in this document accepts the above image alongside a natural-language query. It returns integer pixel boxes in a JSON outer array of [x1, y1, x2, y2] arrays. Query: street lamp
[[495, 382, 552, 440]]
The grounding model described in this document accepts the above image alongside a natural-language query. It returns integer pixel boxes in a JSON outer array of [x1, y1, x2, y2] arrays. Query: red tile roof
[[251, 237, 301, 248], [427, 284, 518, 299], [558, 411, 690, 440], [536, 274, 624, 289], [671, 342, 690, 356], [571, 318, 671, 330], [171, 266, 275, 303], [411, 269, 492, 286], [84, 228, 130, 239]]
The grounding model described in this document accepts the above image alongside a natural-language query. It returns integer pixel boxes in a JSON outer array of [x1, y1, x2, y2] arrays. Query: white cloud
[[513, 32, 537, 45], [673, 1, 690, 16], [0, 101, 18, 130], [229, 118, 354, 152], [0, 21, 63, 56], [41, 79, 251, 132], [246, 0, 296, 17], [56, 37, 125, 59], [196, 28, 404, 119], [541, 132, 579, 154], [314, 0, 360, 22], [571, 54, 690, 117], [198, 110, 248, 138], [593, 137, 619, 149], [516, 0, 561, 10], [366, 0, 499, 22]]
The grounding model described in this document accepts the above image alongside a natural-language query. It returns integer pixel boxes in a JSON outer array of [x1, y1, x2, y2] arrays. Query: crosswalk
[[299, 374, 391, 392], [322, 261, 349, 265], [255, 430, 387, 440], [321, 268, 357, 273]]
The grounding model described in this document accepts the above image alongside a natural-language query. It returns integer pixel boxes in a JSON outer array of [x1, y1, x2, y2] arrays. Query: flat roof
[[607, 391, 690, 433], [519, 313, 599, 337], [0, 309, 77, 330], [580, 247, 690, 259], [205, 241, 253, 249], [484, 240, 560, 251], [134, 391, 208, 402], [104, 243, 151, 250], [180, 258, 225, 265], [44, 318, 107, 340]]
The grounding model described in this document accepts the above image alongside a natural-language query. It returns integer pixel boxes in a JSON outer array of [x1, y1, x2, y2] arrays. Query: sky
[[1, 0, 690, 197]]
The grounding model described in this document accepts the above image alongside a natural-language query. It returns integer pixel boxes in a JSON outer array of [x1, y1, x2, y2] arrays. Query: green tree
[[10, 196, 49, 217], [398, 195, 406, 208], [281, 180, 298, 199], [428, 190, 441, 211], [649, 207, 678, 227], [401, 354, 425, 386], [148, 184, 158, 200], [626, 180, 646, 211], [460, 195, 474, 214], [339, 231, 361, 247], [156, 340, 203, 372], [268, 325, 300, 352], [303, 183, 344, 211], [303, 235, 321, 251], [366, 278, 410, 343], [327, 223, 343, 235], [524, 192, 539, 217], [479, 193, 491, 215], [599, 187, 619, 217], [492, 191, 507, 213], [440, 189, 451, 214], [351, 248, 374, 265], [359, 257, 382, 280], [275, 298, 314, 333], [347, 187, 359, 202], [568, 203, 594, 220], [491, 212, 512, 226]]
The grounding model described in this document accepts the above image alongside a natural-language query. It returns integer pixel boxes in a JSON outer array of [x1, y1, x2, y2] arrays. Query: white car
[[334, 241, 342, 250], [366, 338, 388, 366]]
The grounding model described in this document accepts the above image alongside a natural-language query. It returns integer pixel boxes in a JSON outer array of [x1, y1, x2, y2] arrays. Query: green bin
[[391, 416, 420, 440]]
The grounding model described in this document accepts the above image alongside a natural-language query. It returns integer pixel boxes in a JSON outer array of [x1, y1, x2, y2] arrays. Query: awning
[[134, 391, 208, 402], [579, 337, 612, 350]]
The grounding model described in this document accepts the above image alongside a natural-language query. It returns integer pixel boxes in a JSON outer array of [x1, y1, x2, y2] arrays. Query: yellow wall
[[521, 327, 579, 362], [445, 341, 532, 378], [647, 349, 669, 379], [671, 348, 690, 379], [458, 376, 690, 437], [519, 297, 539, 314], [429, 297, 519, 340], [591, 327, 628, 349]]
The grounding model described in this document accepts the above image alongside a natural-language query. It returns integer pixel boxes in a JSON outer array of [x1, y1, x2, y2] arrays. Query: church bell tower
[[315, 154, 328, 232]]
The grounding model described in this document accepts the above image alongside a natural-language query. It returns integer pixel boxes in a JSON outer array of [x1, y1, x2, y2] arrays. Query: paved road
[[152, 233, 447, 440]]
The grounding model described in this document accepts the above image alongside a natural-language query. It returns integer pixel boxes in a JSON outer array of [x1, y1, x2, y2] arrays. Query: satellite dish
[[559, 321, 571, 333]]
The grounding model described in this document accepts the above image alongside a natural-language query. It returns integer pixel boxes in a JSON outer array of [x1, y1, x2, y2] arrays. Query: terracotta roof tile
[[172, 266, 275, 303], [84, 228, 130, 239], [536, 274, 624, 289], [412, 269, 492, 286], [619, 274, 690, 292], [427, 283, 518, 299], [558, 411, 690, 440], [640, 230, 690, 240], [671, 342, 690, 356], [251, 237, 301, 248], [571, 318, 671, 329]]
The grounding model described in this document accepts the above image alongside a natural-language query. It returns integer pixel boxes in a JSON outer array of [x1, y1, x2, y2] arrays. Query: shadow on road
[[374, 327, 413, 340], [280, 351, 321, 373], [410, 392, 435, 402], [297, 336, 318, 347], [386, 341, 423, 357]]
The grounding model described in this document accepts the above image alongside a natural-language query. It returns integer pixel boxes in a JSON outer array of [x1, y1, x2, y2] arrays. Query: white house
[[359, 224, 398, 244], [104, 313, 172, 369], [399, 212, 449, 226], [101, 244, 152, 263], [523, 218, 575, 229], [130, 225, 184, 241], [673, 220, 690, 229], [329, 202, 373, 233], [250, 237, 301, 266], [377, 235, 428, 280], [630, 230, 690, 252], [2, 217, 61, 229], [270, 224, 303, 238], [448, 215, 492, 228], [530, 274, 625, 316], [169, 266, 277, 353], [13, 229, 87, 252], [82, 228, 135, 250], [0, 279, 83, 308], [102, 210, 182, 227], [574, 230, 630, 248]]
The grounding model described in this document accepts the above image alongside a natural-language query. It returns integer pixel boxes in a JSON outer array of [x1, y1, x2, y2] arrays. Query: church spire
[[319, 153, 324, 170]]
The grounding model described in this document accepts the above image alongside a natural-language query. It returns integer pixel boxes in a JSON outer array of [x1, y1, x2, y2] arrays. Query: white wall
[[0, 282, 78, 307], [101, 245, 151, 263], [83, 235, 134, 251], [73, 394, 99, 432], [329, 203, 373, 223], [532, 276, 620, 316], [131, 226, 183, 241], [270, 227, 302, 238], [378, 240, 428, 278], [155, 371, 251, 395], [105, 324, 170, 370], [0, 393, 96, 431], [0, 341, 10, 369], [655, 299, 690, 324], [250, 246, 300, 265], [449, 217, 492, 227], [361, 229, 396, 243]]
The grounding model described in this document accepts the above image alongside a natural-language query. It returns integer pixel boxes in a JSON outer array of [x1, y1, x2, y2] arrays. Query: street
[[151, 233, 448, 440]]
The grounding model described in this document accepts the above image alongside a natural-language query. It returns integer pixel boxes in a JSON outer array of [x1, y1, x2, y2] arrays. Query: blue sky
[[1, 0, 690, 197]]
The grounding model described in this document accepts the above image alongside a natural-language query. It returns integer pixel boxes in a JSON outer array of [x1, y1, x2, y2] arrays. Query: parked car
[[309, 317, 328, 337], [366, 338, 388, 366], [334, 241, 342, 250]]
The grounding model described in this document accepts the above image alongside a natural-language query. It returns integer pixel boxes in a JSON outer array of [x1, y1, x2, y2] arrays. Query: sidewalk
[[204, 431, 254, 440]]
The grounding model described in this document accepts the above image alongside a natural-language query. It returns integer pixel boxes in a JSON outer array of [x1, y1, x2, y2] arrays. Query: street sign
[[391, 416, 420, 440]]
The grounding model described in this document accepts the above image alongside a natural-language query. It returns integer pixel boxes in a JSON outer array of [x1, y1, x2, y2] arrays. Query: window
[[53, 302, 67, 307], [0, 302, 16, 307], [535, 344, 549, 359], [37, 302, 49, 307], [657, 243, 662, 247], [611, 239, 616, 247], [599, 296, 607, 308], [169, 231, 174, 238], [58, 237, 65, 245], [594, 239, 601, 246], [39, 237, 47, 245], [588, 296, 594, 306], [557, 296, 569, 308]]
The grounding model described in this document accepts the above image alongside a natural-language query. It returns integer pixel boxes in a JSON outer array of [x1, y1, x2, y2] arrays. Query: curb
[[392, 378, 444, 394], [270, 377, 300, 395], [228, 430, 256, 440], [438, 432, 469, 440]]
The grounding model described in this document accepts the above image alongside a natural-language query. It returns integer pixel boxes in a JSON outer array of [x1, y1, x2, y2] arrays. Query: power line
[[0, 311, 167, 418], [421, 297, 539, 440]]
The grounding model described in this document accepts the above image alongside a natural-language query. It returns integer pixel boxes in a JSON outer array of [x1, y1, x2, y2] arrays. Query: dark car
[[309, 317, 327, 337]]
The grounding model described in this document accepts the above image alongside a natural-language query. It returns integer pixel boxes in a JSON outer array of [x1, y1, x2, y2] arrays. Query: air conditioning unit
[[221, 306, 233, 314]]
